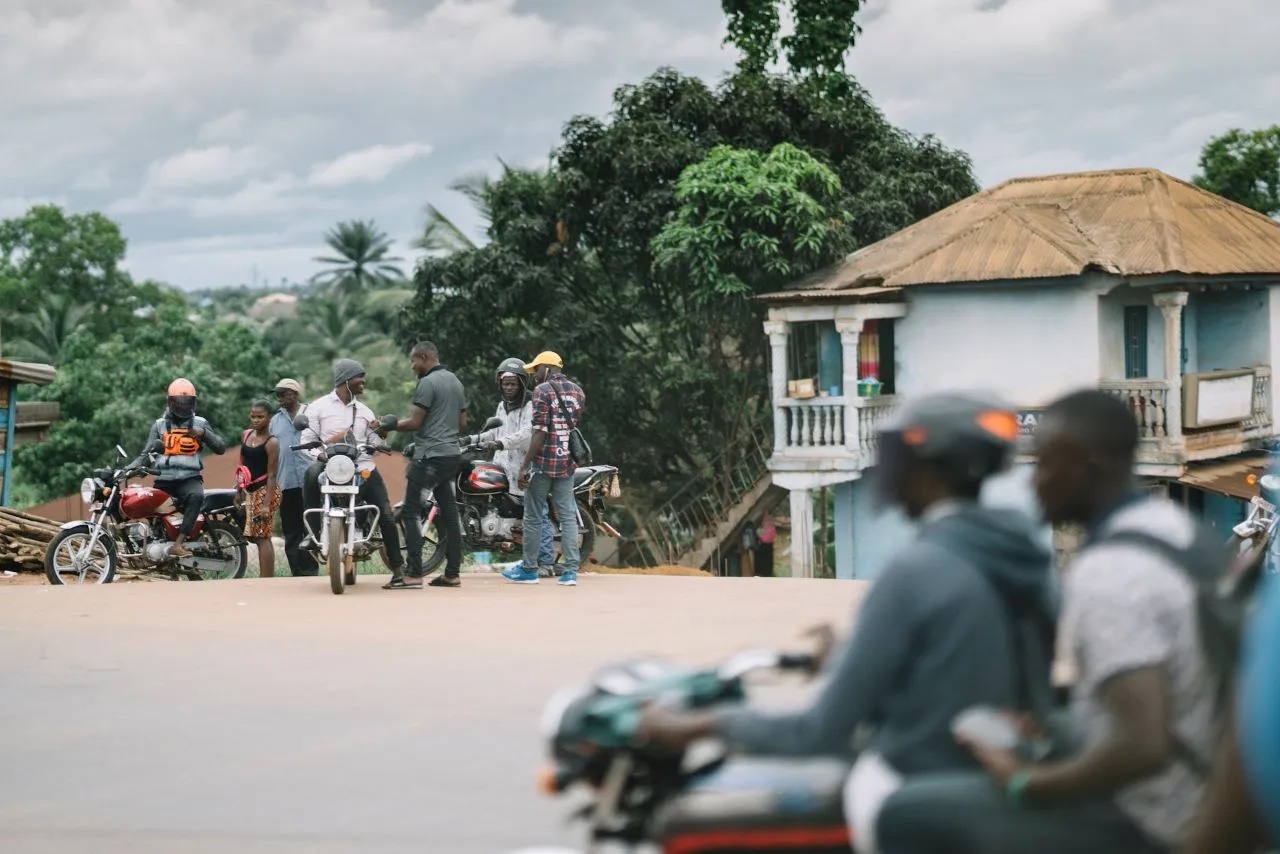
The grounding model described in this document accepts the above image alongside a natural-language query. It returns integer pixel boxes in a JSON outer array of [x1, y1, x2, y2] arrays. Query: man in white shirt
[[299, 359, 404, 578]]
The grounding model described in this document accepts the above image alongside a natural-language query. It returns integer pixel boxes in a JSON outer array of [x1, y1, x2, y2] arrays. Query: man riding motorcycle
[[129, 378, 228, 558], [298, 358, 405, 578], [638, 392, 1057, 854], [475, 357, 555, 573]]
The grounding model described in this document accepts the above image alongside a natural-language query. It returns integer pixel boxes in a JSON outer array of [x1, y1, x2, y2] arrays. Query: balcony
[[1101, 366, 1273, 466], [770, 395, 898, 472]]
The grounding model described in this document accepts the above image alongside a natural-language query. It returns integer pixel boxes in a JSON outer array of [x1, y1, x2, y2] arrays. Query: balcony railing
[[774, 395, 899, 465], [1098, 379, 1171, 441]]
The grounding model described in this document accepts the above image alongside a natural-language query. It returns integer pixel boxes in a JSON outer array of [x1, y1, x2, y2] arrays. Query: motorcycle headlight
[[80, 477, 97, 504], [325, 454, 356, 484], [1261, 474, 1280, 492]]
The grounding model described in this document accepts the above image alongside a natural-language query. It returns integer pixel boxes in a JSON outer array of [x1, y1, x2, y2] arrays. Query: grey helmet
[[873, 391, 1019, 506], [495, 357, 529, 404]]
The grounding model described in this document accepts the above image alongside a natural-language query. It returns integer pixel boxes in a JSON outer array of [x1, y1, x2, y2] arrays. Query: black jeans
[[303, 462, 403, 571], [403, 454, 462, 578], [278, 487, 318, 576], [155, 477, 203, 538]]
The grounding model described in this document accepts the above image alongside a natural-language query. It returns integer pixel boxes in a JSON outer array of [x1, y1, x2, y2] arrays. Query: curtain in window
[[859, 320, 880, 380]]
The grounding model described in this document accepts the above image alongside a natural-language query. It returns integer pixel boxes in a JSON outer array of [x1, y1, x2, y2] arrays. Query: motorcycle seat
[[201, 489, 238, 512], [653, 757, 852, 853]]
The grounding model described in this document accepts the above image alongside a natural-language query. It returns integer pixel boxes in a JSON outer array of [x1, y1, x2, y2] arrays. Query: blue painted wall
[[817, 322, 842, 395], [843, 462, 1052, 581], [1201, 491, 1247, 538], [1195, 289, 1270, 373]]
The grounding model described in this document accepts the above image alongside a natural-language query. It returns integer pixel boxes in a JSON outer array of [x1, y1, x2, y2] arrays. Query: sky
[[2, 0, 1276, 292]]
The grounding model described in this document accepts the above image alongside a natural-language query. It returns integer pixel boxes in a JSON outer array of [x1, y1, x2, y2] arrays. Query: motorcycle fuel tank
[[461, 462, 509, 495], [119, 486, 174, 519]]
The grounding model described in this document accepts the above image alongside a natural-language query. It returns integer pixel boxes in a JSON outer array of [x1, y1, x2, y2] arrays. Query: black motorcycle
[[390, 417, 621, 574]]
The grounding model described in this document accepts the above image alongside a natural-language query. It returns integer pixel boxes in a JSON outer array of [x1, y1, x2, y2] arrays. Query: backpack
[[1093, 521, 1260, 777]]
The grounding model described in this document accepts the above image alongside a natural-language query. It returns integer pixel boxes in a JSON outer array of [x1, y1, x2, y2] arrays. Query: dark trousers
[[278, 487, 318, 576], [303, 462, 403, 571], [155, 477, 203, 538], [403, 454, 462, 577], [756, 542, 775, 577]]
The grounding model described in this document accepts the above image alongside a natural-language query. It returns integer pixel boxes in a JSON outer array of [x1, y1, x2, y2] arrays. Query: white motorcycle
[[291, 413, 395, 595]]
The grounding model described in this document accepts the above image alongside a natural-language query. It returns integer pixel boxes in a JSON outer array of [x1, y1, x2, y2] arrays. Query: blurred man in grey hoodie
[[639, 392, 1056, 854]]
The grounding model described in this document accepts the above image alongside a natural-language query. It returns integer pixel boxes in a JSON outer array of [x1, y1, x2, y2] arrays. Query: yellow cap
[[523, 351, 563, 372]]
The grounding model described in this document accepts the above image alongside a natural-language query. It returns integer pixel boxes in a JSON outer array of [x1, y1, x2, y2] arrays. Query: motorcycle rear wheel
[[44, 526, 117, 585], [328, 516, 346, 595]]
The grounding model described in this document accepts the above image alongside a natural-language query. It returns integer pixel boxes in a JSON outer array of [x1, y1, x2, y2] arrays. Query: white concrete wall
[[895, 284, 1101, 405]]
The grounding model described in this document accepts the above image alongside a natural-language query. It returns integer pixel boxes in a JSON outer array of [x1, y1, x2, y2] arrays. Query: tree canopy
[[403, 66, 978, 512], [1193, 125, 1280, 218]]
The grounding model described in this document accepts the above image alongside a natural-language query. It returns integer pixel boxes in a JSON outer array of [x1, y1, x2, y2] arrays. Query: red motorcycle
[[44, 445, 248, 584]]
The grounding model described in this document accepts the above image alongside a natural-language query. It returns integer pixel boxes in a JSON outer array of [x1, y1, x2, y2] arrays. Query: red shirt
[[530, 374, 585, 479]]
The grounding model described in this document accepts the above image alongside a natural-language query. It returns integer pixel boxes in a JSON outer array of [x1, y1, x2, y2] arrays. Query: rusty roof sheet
[[0, 359, 55, 386], [1177, 452, 1272, 501], [769, 168, 1280, 301]]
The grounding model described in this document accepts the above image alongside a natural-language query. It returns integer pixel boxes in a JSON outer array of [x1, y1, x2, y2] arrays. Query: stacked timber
[[0, 506, 58, 571]]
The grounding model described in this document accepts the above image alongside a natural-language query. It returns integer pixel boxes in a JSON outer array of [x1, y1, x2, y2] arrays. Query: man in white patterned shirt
[[298, 359, 404, 579]]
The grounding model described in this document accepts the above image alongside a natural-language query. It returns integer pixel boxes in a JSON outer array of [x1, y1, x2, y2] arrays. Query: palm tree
[[413, 160, 521, 257], [312, 220, 405, 296], [9, 295, 93, 365], [285, 294, 387, 367]]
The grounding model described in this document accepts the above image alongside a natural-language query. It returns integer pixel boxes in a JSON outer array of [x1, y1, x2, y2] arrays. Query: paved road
[[0, 574, 864, 853]]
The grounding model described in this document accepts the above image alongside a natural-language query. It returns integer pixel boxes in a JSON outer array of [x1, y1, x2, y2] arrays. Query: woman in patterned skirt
[[236, 400, 280, 577]]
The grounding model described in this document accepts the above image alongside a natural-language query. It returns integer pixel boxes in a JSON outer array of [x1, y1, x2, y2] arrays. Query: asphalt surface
[[0, 573, 865, 854]]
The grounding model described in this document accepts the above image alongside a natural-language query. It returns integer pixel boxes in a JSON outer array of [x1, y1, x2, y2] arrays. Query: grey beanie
[[333, 358, 366, 388]]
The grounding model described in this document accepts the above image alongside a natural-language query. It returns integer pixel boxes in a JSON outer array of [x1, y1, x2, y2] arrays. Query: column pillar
[[765, 320, 789, 453], [835, 318, 862, 455], [789, 487, 814, 579], [1154, 291, 1188, 442]]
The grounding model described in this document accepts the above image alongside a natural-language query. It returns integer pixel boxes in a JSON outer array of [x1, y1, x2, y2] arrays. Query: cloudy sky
[[2, 0, 1276, 291]]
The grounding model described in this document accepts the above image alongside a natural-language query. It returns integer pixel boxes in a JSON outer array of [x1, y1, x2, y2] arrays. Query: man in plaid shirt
[[509, 351, 586, 586]]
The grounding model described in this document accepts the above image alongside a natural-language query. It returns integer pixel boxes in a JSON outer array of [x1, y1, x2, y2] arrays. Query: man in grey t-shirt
[[380, 341, 469, 589]]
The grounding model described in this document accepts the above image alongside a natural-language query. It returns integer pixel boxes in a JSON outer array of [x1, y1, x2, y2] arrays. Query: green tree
[[16, 305, 296, 501], [311, 220, 405, 296], [651, 142, 853, 300], [1193, 125, 1280, 217], [404, 67, 977, 509], [415, 171, 494, 256], [723, 0, 865, 92], [7, 293, 93, 365]]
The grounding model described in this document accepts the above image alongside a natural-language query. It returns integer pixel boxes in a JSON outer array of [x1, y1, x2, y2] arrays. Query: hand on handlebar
[[801, 623, 837, 679]]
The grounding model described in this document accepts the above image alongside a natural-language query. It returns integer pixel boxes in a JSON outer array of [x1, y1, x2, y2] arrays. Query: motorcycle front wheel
[[44, 525, 117, 585], [392, 508, 445, 576], [328, 516, 346, 594]]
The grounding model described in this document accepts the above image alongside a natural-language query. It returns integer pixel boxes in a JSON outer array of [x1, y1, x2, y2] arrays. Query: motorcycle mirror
[[293, 414, 310, 430], [115, 444, 127, 459], [482, 416, 503, 431]]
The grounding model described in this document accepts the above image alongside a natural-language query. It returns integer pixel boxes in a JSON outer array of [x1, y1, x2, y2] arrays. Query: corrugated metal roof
[[1177, 453, 1272, 501], [769, 168, 1280, 301], [0, 359, 56, 386]]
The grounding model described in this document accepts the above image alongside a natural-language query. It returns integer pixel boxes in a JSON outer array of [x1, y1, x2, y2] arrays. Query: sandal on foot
[[428, 575, 461, 588], [383, 575, 422, 589]]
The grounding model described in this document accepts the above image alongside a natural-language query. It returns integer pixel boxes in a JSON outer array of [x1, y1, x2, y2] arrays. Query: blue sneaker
[[557, 570, 578, 587], [502, 563, 540, 584]]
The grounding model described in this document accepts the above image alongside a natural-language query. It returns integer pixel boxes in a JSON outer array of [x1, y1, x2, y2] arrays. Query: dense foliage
[[1193, 125, 1280, 218]]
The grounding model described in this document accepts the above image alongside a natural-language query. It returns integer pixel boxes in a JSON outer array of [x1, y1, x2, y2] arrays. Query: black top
[[240, 435, 270, 491]]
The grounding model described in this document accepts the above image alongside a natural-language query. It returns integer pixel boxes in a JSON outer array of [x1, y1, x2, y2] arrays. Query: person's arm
[[970, 556, 1183, 801], [520, 391, 550, 474], [128, 422, 162, 469], [1180, 696, 1270, 854], [198, 419, 227, 454], [264, 437, 279, 509], [640, 560, 922, 757], [391, 379, 430, 433]]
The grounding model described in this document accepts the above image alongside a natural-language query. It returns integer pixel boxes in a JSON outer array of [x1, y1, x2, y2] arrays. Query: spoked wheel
[[187, 520, 249, 580], [328, 516, 346, 595], [393, 508, 444, 576], [44, 525, 117, 585]]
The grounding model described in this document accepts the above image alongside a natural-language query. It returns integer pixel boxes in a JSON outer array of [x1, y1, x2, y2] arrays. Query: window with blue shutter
[[1124, 306, 1149, 378]]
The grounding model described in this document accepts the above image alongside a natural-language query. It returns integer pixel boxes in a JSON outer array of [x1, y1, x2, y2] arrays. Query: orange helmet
[[167, 378, 198, 419]]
